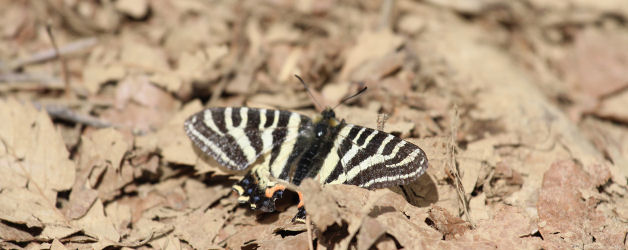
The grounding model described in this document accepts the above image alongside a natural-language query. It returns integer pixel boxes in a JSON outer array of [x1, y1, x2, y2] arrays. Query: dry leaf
[[596, 89, 628, 123], [247, 91, 313, 110], [0, 188, 77, 239], [560, 29, 628, 100], [114, 0, 149, 19], [136, 100, 204, 166], [149, 72, 183, 93], [104, 201, 133, 236], [537, 160, 623, 248], [171, 207, 227, 249], [150, 234, 182, 250], [320, 82, 350, 107], [398, 14, 426, 35], [350, 52, 404, 83], [0, 98, 76, 193], [459, 204, 541, 248], [50, 239, 68, 250], [0, 220, 38, 242], [79, 128, 130, 171], [257, 233, 310, 250], [355, 217, 386, 250], [73, 199, 121, 243], [427, 205, 470, 239], [340, 29, 404, 81], [4, 1, 628, 248], [121, 42, 169, 72], [65, 185, 98, 219], [183, 179, 233, 209], [102, 75, 179, 132], [300, 180, 343, 232], [82, 64, 126, 94]]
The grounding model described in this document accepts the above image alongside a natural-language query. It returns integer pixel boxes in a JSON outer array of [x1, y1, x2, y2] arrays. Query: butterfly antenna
[[333, 85, 368, 109], [295, 74, 323, 110]]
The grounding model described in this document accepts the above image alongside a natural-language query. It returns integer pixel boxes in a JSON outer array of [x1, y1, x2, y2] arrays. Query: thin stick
[[305, 214, 314, 250], [0, 73, 64, 88], [377, 113, 390, 131], [9, 37, 97, 69], [33, 102, 112, 128], [45, 23, 72, 98], [377, 0, 393, 30], [448, 104, 474, 228], [208, 77, 228, 107]]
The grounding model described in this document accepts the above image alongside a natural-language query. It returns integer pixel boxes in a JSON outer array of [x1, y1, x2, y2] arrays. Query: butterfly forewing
[[317, 124, 428, 189], [184, 107, 311, 171]]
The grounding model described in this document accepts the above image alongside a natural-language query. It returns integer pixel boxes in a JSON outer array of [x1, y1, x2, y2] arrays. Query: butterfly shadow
[[241, 189, 301, 225], [389, 173, 439, 208]]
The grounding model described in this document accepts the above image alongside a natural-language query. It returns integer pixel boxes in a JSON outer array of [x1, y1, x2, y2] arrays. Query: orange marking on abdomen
[[265, 184, 286, 198]]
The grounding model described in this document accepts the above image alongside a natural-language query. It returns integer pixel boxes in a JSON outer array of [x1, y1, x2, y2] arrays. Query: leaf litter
[[1, 0, 628, 249]]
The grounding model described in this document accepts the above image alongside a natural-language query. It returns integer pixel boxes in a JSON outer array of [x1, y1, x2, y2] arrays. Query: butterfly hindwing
[[316, 124, 428, 189], [184, 107, 311, 171]]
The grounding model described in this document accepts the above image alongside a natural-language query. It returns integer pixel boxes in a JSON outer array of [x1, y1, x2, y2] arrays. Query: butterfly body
[[184, 107, 428, 221]]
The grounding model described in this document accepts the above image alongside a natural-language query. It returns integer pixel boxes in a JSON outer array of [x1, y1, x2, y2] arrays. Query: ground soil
[[1, 0, 627, 249]]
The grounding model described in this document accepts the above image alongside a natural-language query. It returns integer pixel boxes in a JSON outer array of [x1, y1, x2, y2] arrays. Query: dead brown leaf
[[559, 29, 628, 100], [82, 64, 126, 94], [73, 199, 121, 243], [0, 98, 76, 194], [0, 188, 77, 239], [171, 207, 227, 249], [101, 75, 179, 132], [340, 29, 404, 81], [50, 239, 69, 250], [427, 205, 470, 239], [120, 41, 169, 72], [3, 0, 628, 248], [135, 99, 217, 169], [114, 0, 149, 19], [462, 204, 541, 248], [355, 216, 386, 250], [537, 160, 623, 248], [595, 89, 628, 123]]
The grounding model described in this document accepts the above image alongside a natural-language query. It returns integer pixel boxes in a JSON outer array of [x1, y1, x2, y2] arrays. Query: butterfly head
[[321, 107, 336, 120], [312, 108, 339, 138]]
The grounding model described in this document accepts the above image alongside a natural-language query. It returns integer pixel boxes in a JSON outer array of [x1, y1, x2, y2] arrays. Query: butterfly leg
[[291, 191, 307, 223]]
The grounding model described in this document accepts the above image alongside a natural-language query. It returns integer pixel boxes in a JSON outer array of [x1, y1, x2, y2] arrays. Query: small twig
[[377, 0, 394, 30], [33, 102, 112, 128], [377, 113, 390, 131], [448, 104, 475, 228], [208, 77, 229, 107], [45, 23, 72, 98], [305, 214, 314, 250], [42, 0, 101, 36], [0, 73, 64, 88], [9, 37, 97, 69]]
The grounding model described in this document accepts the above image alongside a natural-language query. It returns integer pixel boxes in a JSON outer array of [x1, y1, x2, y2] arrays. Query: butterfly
[[184, 76, 428, 222]]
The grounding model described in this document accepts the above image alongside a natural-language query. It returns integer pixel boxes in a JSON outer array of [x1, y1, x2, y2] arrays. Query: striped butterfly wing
[[184, 107, 311, 171], [318, 124, 428, 189]]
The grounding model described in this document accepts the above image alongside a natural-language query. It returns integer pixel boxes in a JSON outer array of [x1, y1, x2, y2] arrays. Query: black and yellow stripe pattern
[[184, 107, 428, 221]]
